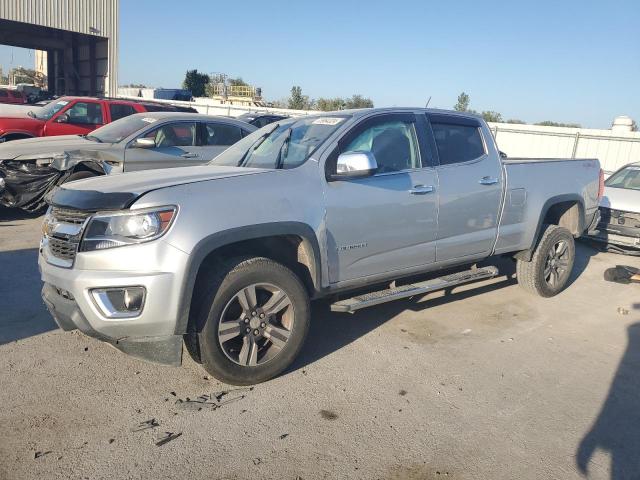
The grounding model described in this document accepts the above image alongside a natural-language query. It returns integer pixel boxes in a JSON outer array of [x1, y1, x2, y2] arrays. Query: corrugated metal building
[[0, 0, 118, 96]]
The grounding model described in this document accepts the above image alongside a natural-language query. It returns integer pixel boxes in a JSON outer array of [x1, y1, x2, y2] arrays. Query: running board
[[330, 266, 499, 313]]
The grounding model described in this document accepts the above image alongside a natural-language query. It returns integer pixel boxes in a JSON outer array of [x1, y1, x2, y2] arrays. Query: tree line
[[284, 86, 374, 111], [453, 92, 581, 127]]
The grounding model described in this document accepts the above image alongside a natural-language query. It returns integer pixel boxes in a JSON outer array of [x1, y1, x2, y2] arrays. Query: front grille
[[51, 207, 91, 225], [600, 208, 640, 228], [48, 236, 81, 261], [45, 207, 93, 265]]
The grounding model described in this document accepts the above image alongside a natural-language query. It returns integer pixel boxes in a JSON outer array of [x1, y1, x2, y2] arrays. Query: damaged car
[[0, 112, 256, 211], [588, 162, 640, 254]]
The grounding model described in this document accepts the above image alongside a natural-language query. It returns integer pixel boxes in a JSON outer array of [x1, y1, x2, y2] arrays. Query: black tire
[[62, 171, 97, 184], [195, 256, 310, 385], [516, 225, 575, 297]]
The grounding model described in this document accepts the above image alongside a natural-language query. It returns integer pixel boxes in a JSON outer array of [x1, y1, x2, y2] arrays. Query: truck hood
[[0, 134, 105, 160], [600, 186, 640, 214], [49, 165, 272, 210]]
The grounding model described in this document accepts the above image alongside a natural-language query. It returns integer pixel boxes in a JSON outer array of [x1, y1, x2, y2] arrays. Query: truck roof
[[304, 106, 484, 120]]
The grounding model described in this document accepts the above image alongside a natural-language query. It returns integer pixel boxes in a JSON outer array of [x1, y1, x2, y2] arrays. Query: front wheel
[[516, 225, 575, 297], [196, 257, 310, 385]]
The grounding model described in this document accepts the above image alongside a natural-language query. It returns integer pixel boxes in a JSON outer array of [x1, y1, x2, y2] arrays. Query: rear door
[[108, 103, 137, 122], [45, 100, 106, 136], [324, 113, 439, 282], [124, 120, 200, 171], [197, 121, 246, 162], [426, 113, 502, 261]]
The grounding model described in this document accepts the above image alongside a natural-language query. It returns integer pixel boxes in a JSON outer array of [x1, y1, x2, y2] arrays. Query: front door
[[324, 113, 439, 283], [427, 114, 502, 261], [124, 121, 201, 171], [45, 100, 105, 136]]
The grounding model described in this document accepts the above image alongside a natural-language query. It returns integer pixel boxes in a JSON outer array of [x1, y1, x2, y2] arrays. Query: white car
[[590, 162, 640, 253]]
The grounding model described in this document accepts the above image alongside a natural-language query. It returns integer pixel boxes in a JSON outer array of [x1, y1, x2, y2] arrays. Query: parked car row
[[0, 112, 256, 211]]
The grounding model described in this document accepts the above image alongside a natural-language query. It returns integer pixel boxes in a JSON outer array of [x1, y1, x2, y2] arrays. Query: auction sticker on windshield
[[312, 117, 344, 126]]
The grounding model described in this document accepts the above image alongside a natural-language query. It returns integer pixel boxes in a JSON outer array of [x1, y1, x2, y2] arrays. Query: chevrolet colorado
[[39, 108, 603, 384]]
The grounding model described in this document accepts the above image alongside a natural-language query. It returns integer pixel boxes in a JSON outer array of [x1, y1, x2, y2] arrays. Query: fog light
[[91, 286, 146, 319]]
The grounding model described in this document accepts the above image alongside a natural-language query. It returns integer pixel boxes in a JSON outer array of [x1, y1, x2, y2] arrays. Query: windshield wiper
[[85, 134, 102, 143], [237, 123, 280, 167], [274, 128, 293, 169]]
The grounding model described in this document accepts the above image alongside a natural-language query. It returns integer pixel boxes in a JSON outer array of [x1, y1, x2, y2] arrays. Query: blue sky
[[1, 0, 639, 128]]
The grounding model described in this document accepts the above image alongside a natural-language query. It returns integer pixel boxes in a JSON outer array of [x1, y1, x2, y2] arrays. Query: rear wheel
[[516, 225, 575, 297], [195, 256, 310, 385]]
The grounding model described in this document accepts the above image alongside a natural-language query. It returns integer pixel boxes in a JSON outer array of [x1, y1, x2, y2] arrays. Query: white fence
[[487, 122, 640, 174]]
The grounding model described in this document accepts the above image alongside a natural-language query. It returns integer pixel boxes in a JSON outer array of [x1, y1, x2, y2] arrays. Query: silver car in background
[[589, 162, 640, 253], [0, 112, 256, 211]]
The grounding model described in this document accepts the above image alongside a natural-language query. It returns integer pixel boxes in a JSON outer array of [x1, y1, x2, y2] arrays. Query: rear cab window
[[429, 114, 486, 165], [109, 103, 137, 121], [202, 123, 244, 146]]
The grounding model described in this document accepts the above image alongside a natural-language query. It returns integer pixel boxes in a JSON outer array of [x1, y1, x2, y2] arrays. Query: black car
[[236, 113, 289, 128]]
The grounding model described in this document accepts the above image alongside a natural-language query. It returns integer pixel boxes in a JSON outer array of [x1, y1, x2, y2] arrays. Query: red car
[[0, 96, 196, 142], [0, 89, 27, 105]]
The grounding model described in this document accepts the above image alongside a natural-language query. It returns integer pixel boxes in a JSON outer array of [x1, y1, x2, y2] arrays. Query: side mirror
[[499, 150, 508, 159], [332, 151, 378, 180], [55, 113, 69, 123], [131, 137, 156, 149]]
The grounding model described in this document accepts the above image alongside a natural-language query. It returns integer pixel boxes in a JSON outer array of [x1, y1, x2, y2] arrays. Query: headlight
[[80, 206, 177, 252], [16, 152, 69, 168]]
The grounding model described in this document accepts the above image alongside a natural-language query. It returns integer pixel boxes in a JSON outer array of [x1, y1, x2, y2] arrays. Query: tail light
[[598, 169, 605, 200]]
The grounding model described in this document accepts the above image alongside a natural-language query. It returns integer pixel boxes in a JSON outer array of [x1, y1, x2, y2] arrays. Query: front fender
[[173, 222, 322, 335]]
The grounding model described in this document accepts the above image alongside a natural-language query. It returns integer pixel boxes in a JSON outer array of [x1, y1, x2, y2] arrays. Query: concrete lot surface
[[1, 208, 639, 480]]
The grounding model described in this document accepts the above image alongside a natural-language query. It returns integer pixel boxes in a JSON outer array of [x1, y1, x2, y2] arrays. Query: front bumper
[[39, 241, 190, 366], [585, 208, 640, 253]]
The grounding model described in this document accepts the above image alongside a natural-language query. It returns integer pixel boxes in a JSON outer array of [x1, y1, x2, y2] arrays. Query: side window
[[66, 102, 104, 125], [204, 123, 243, 146], [431, 122, 485, 165], [110, 104, 136, 121], [343, 120, 421, 173], [0, 90, 8, 97], [143, 122, 197, 148]]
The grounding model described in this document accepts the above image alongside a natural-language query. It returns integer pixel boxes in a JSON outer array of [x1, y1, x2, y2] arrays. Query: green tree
[[535, 120, 581, 128], [182, 69, 209, 98], [316, 97, 345, 111], [345, 94, 374, 109], [481, 111, 503, 123], [288, 86, 312, 110], [228, 77, 248, 87], [454, 92, 471, 112], [506, 119, 526, 124]]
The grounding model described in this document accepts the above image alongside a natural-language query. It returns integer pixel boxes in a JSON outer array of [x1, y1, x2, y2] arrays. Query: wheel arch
[[175, 222, 322, 336], [513, 194, 585, 262]]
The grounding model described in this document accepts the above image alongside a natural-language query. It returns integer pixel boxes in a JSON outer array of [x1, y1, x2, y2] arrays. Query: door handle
[[181, 153, 199, 158], [409, 185, 434, 195], [479, 176, 499, 185]]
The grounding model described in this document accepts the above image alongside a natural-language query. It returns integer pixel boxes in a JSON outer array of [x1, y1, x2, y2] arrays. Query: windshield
[[605, 166, 640, 191], [87, 115, 157, 143], [29, 99, 70, 120], [209, 115, 348, 169]]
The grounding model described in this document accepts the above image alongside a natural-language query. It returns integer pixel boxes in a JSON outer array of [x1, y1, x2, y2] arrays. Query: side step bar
[[330, 266, 499, 313]]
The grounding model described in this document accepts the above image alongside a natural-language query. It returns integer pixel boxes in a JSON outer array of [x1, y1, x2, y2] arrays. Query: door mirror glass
[[333, 151, 378, 180], [55, 113, 69, 123], [132, 137, 156, 149]]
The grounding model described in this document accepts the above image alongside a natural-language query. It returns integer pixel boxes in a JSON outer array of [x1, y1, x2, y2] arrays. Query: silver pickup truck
[[39, 108, 602, 385]]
